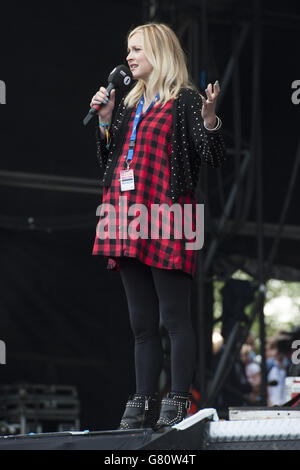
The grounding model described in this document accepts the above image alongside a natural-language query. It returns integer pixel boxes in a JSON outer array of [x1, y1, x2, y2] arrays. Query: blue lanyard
[[126, 94, 159, 163]]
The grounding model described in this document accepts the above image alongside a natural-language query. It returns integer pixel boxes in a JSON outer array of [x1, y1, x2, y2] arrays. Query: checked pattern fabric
[[92, 99, 199, 277]]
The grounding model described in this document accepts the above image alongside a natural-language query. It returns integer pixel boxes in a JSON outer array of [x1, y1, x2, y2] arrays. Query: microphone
[[83, 64, 133, 126]]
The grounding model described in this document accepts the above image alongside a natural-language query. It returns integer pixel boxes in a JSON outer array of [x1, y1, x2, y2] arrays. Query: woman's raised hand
[[201, 81, 220, 129]]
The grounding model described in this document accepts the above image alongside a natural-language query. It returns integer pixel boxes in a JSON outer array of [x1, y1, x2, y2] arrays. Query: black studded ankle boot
[[154, 392, 192, 431], [119, 393, 160, 430]]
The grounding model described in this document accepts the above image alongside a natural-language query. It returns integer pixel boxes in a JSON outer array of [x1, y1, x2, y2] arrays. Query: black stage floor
[[1, 408, 300, 451]]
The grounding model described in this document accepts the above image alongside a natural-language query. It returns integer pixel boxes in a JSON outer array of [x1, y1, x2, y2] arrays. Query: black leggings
[[119, 257, 196, 395]]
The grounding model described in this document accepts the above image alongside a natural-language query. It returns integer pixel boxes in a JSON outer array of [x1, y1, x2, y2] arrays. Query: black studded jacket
[[95, 88, 226, 202]]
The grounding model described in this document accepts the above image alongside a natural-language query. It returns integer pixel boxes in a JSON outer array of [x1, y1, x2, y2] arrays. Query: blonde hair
[[124, 23, 196, 108]]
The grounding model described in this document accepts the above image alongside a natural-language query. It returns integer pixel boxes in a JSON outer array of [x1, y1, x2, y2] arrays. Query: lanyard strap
[[126, 94, 159, 163]]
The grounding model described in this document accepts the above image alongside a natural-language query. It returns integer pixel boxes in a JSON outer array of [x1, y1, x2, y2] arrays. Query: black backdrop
[[0, 0, 143, 431], [0, 0, 300, 430]]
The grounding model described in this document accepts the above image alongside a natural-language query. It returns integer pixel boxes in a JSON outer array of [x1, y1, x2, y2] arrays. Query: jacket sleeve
[[185, 89, 227, 168], [95, 97, 126, 172], [95, 126, 110, 171]]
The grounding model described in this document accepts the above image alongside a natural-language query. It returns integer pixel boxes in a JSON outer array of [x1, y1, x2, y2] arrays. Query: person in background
[[266, 334, 291, 406], [246, 331, 257, 362], [240, 344, 261, 402]]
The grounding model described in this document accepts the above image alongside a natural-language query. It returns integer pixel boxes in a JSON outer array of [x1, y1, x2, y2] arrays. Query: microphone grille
[[108, 65, 133, 89]]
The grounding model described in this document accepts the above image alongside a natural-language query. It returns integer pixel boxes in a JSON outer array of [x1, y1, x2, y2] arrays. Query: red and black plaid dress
[[92, 99, 200, 278]]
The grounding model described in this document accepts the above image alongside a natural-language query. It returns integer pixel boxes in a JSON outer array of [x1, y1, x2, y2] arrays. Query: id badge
[[120, 169, 135, 191]]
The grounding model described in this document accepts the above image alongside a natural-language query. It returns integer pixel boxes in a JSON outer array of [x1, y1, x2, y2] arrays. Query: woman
[[90, 23, 226, 430]]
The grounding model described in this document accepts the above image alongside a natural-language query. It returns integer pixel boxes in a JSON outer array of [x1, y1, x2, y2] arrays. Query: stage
[[1, 408, 300, 451]]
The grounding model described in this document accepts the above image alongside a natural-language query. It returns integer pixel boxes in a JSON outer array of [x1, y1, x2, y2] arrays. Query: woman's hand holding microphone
[[90, 87, 116, 137]]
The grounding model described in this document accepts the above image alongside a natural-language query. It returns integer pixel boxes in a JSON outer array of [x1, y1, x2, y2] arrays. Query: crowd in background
[[212, 328, 300, 411], [245, 329, 300, 406]]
